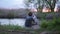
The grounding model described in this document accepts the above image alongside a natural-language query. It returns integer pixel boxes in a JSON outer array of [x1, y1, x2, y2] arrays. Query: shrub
[[47, 20, 56, 30], [40, 18, 56, 30], [55, 18, 60, 25], [40, 20, 48, 28]]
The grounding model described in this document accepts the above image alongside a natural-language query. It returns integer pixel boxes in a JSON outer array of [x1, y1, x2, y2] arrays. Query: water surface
[[0, 18, 26, 27]]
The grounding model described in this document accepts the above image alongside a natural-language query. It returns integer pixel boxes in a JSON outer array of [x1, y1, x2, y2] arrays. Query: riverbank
[[0, 25, 31, 34], [0, 16, 60, 34], [0, 24, 41, 34]]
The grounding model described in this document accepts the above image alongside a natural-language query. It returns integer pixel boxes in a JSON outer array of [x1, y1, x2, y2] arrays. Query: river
[[0, 18, 26, 27]]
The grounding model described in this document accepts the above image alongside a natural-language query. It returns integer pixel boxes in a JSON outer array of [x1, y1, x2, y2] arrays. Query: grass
[[0, 24, 25, 31], [40, 17, 60, 31], [0, 24, 42, 34]]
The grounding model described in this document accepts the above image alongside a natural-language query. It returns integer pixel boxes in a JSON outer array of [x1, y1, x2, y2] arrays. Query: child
[[25, 12, 34, 27]]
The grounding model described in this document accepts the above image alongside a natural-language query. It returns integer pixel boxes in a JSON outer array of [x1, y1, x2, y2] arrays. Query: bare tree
[[44, 0, 58, 12]]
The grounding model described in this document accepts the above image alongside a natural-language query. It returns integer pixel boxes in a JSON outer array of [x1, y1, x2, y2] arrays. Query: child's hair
[[28, 12, 33, 16]]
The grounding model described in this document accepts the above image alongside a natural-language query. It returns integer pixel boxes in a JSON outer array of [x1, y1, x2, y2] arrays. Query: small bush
[[47, 21, 56, 30], [40, 18, 56, 30], [55, 18, 60, 25], [40, 20, 48, 28]]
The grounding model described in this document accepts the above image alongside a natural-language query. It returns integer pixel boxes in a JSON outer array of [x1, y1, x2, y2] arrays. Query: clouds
[[0, 0, 25, 9]]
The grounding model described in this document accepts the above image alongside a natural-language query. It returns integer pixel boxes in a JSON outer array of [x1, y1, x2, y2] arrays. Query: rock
[[32, 25, 40, 30]]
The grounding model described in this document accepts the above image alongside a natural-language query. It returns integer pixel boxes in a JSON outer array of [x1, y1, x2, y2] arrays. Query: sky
[[0, 0, 26, 9]]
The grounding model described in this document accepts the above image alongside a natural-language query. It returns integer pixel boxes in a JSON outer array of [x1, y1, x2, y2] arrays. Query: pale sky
[[0, 0, 26, 9]]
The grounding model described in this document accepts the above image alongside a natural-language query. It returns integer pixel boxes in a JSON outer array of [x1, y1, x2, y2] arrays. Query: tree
[[24, 0, 30, 9], [24, 0, 40, 11], [24, 0, 58, 12], [44, 0, 58, 12]]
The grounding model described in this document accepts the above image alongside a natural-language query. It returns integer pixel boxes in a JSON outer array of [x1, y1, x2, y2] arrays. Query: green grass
[[40, 17, 60, 31], [0, 25, 41, 34], [0, 24, 25, 31]]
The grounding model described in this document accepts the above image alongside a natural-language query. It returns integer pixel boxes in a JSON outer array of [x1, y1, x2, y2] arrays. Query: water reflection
[[0, 18, 25, 27]]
